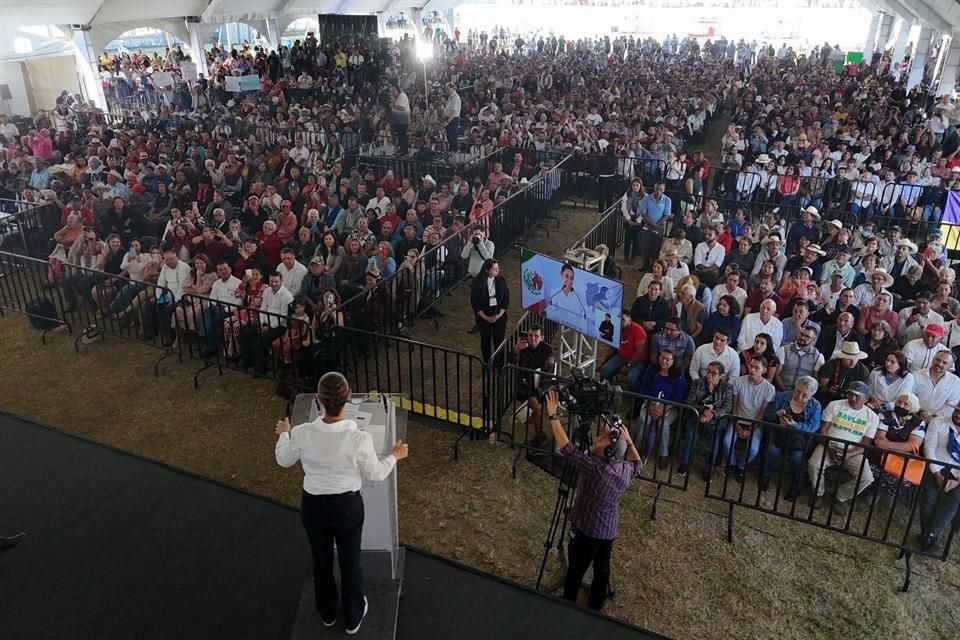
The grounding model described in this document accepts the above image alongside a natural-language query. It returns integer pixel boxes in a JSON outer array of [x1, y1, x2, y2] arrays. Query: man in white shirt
[[917, 410, 960, 551], [710, 270, 747, 313], [852, 268, 893, 308], [690, 328, 739, 381], [916, 352, 960, 422], [693, 227, 726, 287], [903, 325, 951, 374], [202, 260, 242, 357], [290, 138, 311, 166], [899, 295, 946, 346], [549, 264, 589, 334], [276, 248, 307, 297], [157, 249, 192, 302], [808, 381, 879, 510], [738, 299, 783, 351], [244, 272, 294, 375]]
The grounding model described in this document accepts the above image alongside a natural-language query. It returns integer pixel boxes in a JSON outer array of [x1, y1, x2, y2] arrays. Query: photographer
[[544, 389, 642, 612], [509, 325, 556, 446]]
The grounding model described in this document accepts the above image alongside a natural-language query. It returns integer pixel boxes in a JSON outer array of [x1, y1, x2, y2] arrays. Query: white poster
[[224, 76, 242, 93], [150, 71, 174, 89], [180, 61, 198, 82]]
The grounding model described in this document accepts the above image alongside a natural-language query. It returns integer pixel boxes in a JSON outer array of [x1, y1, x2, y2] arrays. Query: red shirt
[[618, 321, 649, 362], [61, 206, 94, 225]]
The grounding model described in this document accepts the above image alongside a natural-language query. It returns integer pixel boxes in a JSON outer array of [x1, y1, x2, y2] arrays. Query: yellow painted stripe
[[369, 391, 485, 429]]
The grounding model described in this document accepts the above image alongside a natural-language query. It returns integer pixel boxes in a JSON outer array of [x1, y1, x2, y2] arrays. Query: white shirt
[[922, 417, 960, 476], [366, 196, 391, 215], [277, 260, 308, 297], [710, 284, 747, 313], [276, 417, 396, 494], [738, 313, 784, 351], [156, 260, 192, 302], [210, 275, 242, 304], [689, 343, 740, 381], [897, 308, 945, 344], [902, 338, 951, 372], [867, 369, 916, 407], [852, 284, 888, 309], [260, 285, 295, 328], [914, 369, 960, 417], [694, 241, 725, 269], [290, 145, 311, 165], [821, 400, 879, 443]]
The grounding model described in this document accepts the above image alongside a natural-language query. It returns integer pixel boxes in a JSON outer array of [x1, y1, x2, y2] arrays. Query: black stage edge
[[0, 411, 666, 640]]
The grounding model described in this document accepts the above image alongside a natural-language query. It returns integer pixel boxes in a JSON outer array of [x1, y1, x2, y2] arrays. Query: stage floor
[[0, 412, 663, 640]]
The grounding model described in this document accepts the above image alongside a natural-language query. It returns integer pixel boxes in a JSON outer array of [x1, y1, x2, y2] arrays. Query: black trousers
[[395, 123, 409, 153], [597, 175, 618, 213], [477, 312, 507, 365], [446, 117, 460, 153], [301, 490, 365, 626], [563, 529, 613, 611]]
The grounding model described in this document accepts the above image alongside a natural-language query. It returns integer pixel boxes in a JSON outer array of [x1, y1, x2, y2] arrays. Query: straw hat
[[754, 153, 772, 165], [804, 243, 826, 256], [831, 341, 868, 362], [865, 268, 895, 288], [895, 239, 919, 254], [422, 175, 436, 186], [107, 170, 124, 181], [801, 205, 821, 220]]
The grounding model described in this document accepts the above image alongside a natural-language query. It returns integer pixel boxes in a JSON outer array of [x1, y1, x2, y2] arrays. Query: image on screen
[[519, 248, 624, 348]]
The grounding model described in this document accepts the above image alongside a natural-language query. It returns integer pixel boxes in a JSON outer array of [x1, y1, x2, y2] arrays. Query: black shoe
[[758, 476, 769, 492], [784, 489, 799, 502], [920, 532, 942, 553], [320, 610, 336, 628], [346, 596, 368, 635], [0, 532, 25, 552], [467, 325, 479, 334]]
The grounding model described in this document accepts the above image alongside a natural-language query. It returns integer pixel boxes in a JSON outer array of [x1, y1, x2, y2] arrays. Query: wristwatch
[[548, 414, 560, 421]]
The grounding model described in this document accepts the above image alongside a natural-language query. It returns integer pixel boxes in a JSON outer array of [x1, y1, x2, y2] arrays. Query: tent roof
[[0, 0, 959, 33]]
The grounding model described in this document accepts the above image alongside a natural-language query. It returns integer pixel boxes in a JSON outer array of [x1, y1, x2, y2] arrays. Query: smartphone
[[245, 269, 253, 278]]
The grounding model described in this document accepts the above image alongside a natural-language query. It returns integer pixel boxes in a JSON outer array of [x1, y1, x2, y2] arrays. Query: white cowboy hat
[[801, 205, 821, 220], [825, 219, 843, 229], [831, 341, 868, 362], [804, 243, 826, 256], [895, 239, 919, 254], [865, 267, 895, 288], [754, 153, 772, 165], [422, 175, 436, 185], [597, 139, 610, 151], [760, 233, 783, 245], [107, 170, 124, 181]]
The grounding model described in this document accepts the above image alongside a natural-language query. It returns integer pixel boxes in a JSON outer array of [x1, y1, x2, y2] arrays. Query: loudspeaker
[[0, 85, 11, 101]]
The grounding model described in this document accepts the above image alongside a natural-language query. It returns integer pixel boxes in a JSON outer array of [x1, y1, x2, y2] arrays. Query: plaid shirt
[[560, 443, 643, 540]]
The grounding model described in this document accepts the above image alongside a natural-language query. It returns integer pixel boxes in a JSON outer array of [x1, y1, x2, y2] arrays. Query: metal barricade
[[0, 250, 180, 374], [0, 202, 60, 258], [703, 414, 959, 591]]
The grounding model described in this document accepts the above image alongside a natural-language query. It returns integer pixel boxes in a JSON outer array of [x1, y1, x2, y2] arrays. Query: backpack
[[26, 297, 59, 330]]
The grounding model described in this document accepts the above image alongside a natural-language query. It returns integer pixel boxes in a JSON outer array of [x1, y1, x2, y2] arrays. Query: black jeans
[[446, 117, 460, 152], [394, 123, 409, 153], [563, 529, 613, 611], [301, 490, 365, 626]]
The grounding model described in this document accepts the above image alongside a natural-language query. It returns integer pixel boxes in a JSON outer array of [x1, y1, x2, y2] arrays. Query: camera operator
[[544, 389, 643, 612], [509, 325, 556, 446], [463, 229, 495, 334]]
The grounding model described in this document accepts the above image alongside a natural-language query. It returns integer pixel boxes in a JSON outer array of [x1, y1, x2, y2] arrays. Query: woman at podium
[[275, 372, 409, 635]]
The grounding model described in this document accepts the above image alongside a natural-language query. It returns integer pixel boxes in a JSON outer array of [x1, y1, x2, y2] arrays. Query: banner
[[224, 76, 242, 93], [239, 75, 261, 92], [941, 190, 960, 251]]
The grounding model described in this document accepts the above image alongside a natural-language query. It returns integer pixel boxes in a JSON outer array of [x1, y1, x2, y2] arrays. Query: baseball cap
[[924, 324, 945, 337], [309, 256, 323, 266], [846, 381, 870, 397]]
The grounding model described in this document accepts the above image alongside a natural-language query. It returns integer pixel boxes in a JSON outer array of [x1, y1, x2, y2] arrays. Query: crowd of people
[[573, 53, 960, 553], [2, 28, 960, 555]]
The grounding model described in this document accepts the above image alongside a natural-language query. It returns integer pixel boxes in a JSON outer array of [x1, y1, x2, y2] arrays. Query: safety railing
[[703, 413, 959, 591], [0, 201, 60, 258], [0, 250, 180, 374]]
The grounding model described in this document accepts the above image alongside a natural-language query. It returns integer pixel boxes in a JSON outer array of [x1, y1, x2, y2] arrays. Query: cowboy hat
[[865, 268, 895, 288], [825, 219, 843, 230], [677, 274, 700, 291], [754, 153, 772, 165], [801, 205, 821, 220], [804, 243, 826, 256], [761, 233, 783, 245], [831, 341, 868, 362], [107, 170, 124, 181], [895, 239, 919, 254], [422, 175, 436, 185]]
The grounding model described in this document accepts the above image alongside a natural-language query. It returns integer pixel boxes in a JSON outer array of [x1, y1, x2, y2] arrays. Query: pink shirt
[[28, 134, 53, 160]]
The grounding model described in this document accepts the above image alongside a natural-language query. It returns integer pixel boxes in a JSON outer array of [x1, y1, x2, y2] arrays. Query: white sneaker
[[345, 596, 368, 635]]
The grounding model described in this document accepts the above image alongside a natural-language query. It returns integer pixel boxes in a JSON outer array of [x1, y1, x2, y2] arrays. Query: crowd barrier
[[702, 413, 959, 591], [338, 154, 571, 336], [0, 201, 60, 259]]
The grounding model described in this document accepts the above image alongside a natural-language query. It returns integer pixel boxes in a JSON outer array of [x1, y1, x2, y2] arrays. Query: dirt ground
[[1, 316, 959, 640]]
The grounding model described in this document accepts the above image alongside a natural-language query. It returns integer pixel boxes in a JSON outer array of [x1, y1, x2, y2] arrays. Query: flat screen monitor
[[520, 248, 623, 348]]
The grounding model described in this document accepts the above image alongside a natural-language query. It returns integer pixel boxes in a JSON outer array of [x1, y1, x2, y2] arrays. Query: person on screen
[[599, 313, 614, 342], [550, 264, 588, 332]]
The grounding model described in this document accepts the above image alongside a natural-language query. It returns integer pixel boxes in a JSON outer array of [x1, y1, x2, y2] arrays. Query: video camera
[[541, 368, 620, 418]]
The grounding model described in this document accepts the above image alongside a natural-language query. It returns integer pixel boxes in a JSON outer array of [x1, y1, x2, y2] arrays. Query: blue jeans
[[108, 281, 144, 315], [200, 307, 222, 350], [721, 421, 763, 470], [598, 354, 645, 391], [761, 439, 807, 493], [680, 415, 727, 470]]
